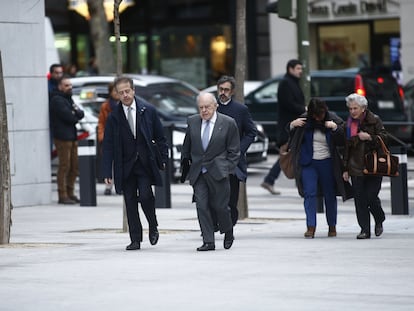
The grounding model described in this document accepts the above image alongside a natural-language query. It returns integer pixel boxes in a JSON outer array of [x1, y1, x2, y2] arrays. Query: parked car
[[245, 68, 410, 149], [403, 78, 414, 147], [70, 74, 200, 181]]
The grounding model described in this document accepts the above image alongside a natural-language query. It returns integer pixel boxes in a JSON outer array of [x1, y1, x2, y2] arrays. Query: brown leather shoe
[[328, 226, 337, 237], [58, 197, 76, 205], [304, 226, 315, 238], [69, 195, 80, 203]]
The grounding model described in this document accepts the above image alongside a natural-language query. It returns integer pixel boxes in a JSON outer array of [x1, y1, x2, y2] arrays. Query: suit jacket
[[217, 99, 257, 182], [181, 112, 240, 186], [101, 96, 169, 194]]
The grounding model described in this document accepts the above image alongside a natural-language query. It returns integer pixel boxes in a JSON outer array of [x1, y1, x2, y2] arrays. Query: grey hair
[[197, 92, 218, 105], [345, 93, 368, 108]]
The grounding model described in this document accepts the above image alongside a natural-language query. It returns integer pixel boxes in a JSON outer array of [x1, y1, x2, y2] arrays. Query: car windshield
[[135, 82, 199, 117]]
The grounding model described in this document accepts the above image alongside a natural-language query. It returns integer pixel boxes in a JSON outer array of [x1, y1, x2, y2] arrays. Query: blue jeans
[[301, 158, 337, 227], [264, 159, 281, 185]]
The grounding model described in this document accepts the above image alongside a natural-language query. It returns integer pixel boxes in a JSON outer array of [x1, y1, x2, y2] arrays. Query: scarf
[[346, 111, 366, 139]]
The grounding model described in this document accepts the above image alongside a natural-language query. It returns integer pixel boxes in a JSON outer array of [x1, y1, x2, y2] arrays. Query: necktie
[[127, 106, 135, 138], [202, 120, 210, 151]]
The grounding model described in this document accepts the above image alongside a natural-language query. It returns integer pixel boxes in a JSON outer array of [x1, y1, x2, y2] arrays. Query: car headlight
[[255, 123, 264, 134]]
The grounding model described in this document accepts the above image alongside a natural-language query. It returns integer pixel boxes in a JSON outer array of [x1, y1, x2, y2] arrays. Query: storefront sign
[[309, 0, 400, 21]]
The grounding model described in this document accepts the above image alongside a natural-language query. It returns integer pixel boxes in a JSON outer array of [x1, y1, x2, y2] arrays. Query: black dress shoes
[[149, 229, 159, 245], [126, 241, 141, 250], [375, 223, 384, 237], [356, 232, 371, 239], [197, 243, 215, 251], [224, 231, 234, 249]]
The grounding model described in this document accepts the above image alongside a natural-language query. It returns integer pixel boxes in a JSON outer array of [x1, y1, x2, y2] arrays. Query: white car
[[70, 75, 200, 181]]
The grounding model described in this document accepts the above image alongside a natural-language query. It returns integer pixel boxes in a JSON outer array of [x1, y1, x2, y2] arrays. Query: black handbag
[[363, 136, 399, 177]]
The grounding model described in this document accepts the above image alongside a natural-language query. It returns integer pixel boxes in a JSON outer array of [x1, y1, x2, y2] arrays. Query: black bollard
[[390, 145, 409, 215], [155, 124, 172, 208], [78, 139, 97, 206]]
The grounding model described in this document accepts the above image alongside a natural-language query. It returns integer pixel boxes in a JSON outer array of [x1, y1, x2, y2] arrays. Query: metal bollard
[[390, 145, 409, 215], [78, 139, 97, 207], [155, 124, 172, 208]]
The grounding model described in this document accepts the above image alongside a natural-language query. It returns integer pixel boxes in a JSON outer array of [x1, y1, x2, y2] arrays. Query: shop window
[[318, 24, 369, 69]]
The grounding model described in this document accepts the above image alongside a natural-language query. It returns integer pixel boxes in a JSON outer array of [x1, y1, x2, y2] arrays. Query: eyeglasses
[[218, 87, 231, 92]]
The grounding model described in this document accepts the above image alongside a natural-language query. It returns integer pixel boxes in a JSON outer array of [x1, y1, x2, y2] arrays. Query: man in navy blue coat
[[216, 76, 257, 225], [102, 76, 168, 251]]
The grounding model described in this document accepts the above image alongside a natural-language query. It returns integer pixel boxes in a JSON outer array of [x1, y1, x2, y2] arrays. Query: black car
[[245, 68, 410, 148]]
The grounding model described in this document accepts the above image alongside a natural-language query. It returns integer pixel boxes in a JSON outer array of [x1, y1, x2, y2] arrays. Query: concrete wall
[[0, 1, 52, 207], [400, 0, 414, 84], [269, 15, 297, 76]]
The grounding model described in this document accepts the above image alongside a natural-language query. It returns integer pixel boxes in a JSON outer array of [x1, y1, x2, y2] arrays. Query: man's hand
[[104, 178, 112, 185]]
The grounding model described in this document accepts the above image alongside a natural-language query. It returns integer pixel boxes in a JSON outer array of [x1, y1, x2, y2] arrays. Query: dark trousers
[[229, 174, 240, 225], [54, 139, 78, 199], [351, 175, 385, 234], [264, 159, 281, 185], [123, 160, 158, 242], [193, 173, 232, 243], [301, 158, 337, 227]]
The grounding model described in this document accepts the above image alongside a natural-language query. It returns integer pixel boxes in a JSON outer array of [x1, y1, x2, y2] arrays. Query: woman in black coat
[[289, 98, 352, 238]]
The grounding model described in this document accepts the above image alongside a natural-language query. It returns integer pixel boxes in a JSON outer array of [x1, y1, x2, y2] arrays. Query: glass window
[[318, 24, 370, 69]]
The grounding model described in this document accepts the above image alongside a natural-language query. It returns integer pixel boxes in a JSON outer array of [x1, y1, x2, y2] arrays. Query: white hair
[[345, 93, 368, 108], [197, 92, 218, 105]]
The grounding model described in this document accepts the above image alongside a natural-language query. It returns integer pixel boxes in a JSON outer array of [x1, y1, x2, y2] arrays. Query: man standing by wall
[[102, 76, 169, 251], [181, 92, 240, 251], [50, 75, 84, 204], [261, 59, 306, 194], [48, 63, 63, 153], [216, 75, 257, 225]]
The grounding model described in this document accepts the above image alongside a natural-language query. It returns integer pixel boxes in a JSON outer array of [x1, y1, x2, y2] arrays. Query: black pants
[[351, 175, 385, 234], [123, 160, 158, 242]]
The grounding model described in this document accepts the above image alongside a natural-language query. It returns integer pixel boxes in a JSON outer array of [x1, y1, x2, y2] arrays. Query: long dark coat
[[217, 99, 257, 182], [277, 73, 306, 146], [289, 111, 353, 202], [101, 97, 169, 194]]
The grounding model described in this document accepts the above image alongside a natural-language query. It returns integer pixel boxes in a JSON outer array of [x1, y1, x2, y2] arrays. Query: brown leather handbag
[[363, 136, 399, 177], [279, 142, 295, 179]]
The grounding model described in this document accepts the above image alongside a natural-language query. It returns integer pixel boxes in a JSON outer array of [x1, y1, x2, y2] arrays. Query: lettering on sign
[[309, 0, 389, 18]]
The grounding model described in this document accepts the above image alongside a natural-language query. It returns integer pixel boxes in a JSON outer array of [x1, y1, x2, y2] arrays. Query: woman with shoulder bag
[[342, 93, 387, 239], [289, 98, 350, 238]]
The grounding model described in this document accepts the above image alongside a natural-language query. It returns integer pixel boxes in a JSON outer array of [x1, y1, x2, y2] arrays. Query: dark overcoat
[[277, 73, 306, 146], [217, 99, 257, 182], [101, 97, 168, 194], [289, 111, 353, 202]]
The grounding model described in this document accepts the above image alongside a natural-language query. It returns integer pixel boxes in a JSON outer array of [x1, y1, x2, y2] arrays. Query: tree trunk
[[113, 1, 128, 232], [0, 52, 12, 244], [235, 0, 248, 220], [114, 0, 123, 76], [87, 0, 115, 74]]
